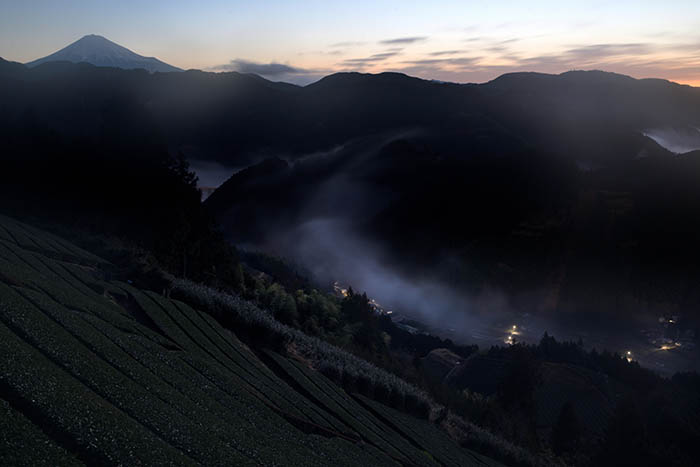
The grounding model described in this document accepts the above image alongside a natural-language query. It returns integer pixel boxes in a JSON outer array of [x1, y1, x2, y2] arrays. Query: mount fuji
[[26, 34, 182, 73]]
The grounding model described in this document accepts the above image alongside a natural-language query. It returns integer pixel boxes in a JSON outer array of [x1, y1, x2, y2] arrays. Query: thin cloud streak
[[330, 41, 366, 48], [401, 57, 481, 67], [429, 50, 461, 56], [379, 36, 428, 45], [340, 50, 403, 68]]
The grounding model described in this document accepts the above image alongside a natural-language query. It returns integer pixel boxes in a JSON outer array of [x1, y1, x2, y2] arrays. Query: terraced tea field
[[0, 214, 504, 466]]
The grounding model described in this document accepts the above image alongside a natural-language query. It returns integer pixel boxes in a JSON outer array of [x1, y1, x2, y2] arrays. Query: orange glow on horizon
[[677, 79, 700, 88]]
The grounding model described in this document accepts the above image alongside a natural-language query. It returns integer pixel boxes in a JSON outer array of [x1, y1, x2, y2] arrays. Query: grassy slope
[[0, 214, 504, 466]]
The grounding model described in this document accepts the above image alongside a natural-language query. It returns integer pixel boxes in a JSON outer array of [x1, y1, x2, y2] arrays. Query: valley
[[331, 275, 700, 376]]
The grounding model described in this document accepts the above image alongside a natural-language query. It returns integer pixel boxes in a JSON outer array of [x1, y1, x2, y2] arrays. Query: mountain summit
[[26, 34, 182, 73]]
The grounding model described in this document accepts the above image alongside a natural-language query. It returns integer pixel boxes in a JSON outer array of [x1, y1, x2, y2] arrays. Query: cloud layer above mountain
[[210, 59, 324, 85]]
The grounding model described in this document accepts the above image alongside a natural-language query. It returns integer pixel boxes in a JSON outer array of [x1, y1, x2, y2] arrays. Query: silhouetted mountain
[[2, 63, 699, 166], [0, 57, 26, 75], [26, 34, 181, 73], [198, 72, 700, 328], [479, 70, 700, 164], [4, 61, 700, 327]]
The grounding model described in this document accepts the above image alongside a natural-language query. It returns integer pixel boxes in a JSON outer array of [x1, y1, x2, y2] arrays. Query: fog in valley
[[643, 126, 700, 154], [213, 132, 700, 376]]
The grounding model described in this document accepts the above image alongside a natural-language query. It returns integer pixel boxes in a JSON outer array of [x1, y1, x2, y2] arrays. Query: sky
[[1, 1, 699, 86]]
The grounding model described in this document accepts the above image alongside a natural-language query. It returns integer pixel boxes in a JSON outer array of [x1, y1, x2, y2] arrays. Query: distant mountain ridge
[[2, 58, 699, 167], [25, 34, 181, 73]]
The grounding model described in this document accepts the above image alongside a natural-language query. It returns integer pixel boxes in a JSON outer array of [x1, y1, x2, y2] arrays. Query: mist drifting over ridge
[[643, 126, 700, 154], [270, 217, 509, 334]]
